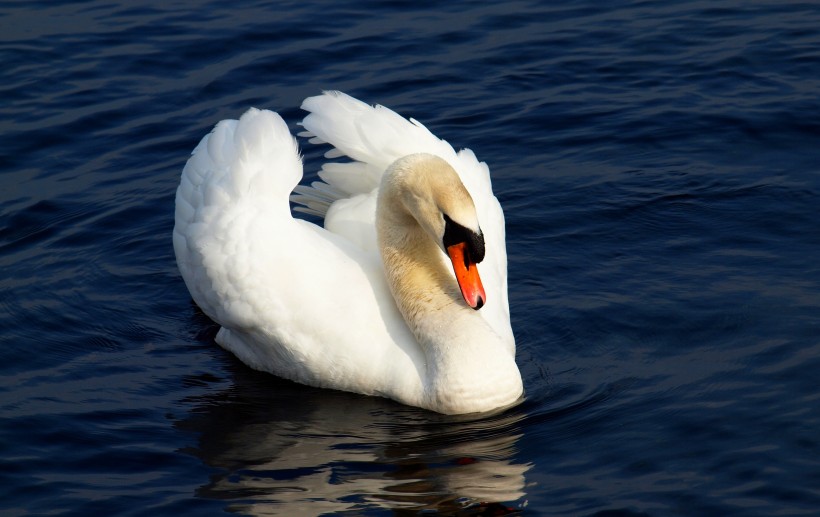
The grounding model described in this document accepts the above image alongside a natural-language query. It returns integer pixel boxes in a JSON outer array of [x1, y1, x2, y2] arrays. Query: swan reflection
[[179, 365, 532, 515]]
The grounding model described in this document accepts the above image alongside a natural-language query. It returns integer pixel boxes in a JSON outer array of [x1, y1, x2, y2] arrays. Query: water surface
[[2, 0, 820, 515]]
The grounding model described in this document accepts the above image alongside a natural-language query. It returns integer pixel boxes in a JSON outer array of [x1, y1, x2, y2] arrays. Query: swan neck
[[375, 154, 523, 414]]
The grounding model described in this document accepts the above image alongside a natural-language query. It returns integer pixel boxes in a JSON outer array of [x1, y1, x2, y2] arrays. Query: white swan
[[173, 92, 522, 414]]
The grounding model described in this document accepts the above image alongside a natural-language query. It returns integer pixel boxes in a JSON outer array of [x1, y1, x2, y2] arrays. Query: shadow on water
[[175, 324, 531, 516]]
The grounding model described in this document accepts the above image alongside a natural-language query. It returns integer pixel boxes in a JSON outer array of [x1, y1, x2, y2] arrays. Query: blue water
[[2, 0, 820, 515]]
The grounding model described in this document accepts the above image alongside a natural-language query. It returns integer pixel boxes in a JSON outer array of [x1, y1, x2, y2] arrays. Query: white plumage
[[174, 91, 521, 414]]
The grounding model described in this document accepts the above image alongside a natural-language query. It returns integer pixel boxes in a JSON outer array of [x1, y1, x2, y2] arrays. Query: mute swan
[[174, 92, 522, 414]]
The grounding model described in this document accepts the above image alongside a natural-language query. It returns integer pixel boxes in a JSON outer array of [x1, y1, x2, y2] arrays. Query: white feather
[[174, 93, 518, 414]]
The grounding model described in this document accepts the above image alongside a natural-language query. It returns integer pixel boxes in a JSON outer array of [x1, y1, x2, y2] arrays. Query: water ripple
[[3, 0, 820, 515]]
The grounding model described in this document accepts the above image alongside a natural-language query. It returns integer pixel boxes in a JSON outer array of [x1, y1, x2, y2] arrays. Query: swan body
[[174, 92, 522, 414]]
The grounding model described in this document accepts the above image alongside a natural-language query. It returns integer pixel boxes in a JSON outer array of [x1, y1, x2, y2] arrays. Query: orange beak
[[446, 242, 486, 310]]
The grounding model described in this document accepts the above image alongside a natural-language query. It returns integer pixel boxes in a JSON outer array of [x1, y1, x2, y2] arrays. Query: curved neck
[[377, 196, 522, 414], [379, 221, 469, 334]]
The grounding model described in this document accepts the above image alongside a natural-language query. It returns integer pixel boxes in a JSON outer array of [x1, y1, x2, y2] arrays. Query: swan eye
[[442, 214, 485, 263]]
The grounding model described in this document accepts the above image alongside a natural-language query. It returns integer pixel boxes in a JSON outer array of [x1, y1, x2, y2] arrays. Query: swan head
[[378, 153, 487, 310]]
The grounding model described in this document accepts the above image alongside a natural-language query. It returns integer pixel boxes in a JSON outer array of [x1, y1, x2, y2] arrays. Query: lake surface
[[2, 0, 820, 515]]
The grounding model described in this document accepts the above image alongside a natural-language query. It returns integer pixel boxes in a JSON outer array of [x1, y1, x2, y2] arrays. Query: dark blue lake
[[2, 0, 820, 515]]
